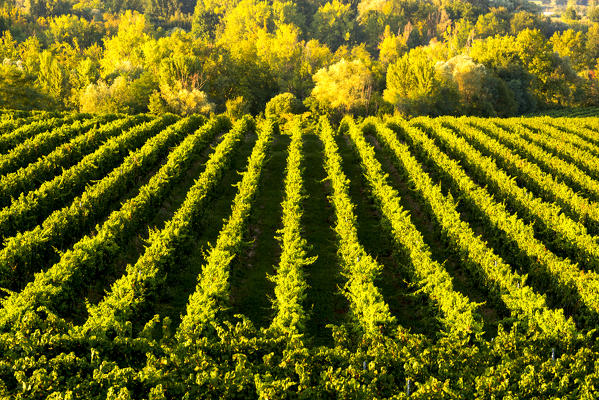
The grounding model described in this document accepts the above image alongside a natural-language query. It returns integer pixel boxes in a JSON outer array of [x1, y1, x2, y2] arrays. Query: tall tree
[[310, 0, 356, 50], [38, 50, 64, 102], [311, 58, 373, 113]]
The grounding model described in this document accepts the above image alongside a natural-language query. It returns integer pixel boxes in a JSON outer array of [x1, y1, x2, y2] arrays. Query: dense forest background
[[0, 0, 598, 117]]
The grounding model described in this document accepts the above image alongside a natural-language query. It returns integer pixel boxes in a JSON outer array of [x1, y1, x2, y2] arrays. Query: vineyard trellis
[[1, 111, 599, 398]]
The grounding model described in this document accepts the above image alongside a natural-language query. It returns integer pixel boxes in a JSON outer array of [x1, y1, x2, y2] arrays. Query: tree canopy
[[0, 0, 596, 116]]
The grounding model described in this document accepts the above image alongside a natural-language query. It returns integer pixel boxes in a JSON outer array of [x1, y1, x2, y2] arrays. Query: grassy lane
[[229, 132, 289, 328], [366, 133, 511, 337], [9, 139, 176, 295], [302, 133, 348, 345], [477, 119, 599, 205], [408, 121, 584, 322], [435, 121, 599, 272], [76, 132, 234, 321], [140, 128, 257, 327], [336, 133, 444, 337]]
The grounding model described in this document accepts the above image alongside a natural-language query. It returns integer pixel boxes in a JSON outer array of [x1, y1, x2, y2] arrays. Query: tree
[[443, 18, 475, 53], [474, 8, 510, 38], [586, 23, 599, 63], [216, 0, 271, 58], [157, 54, 204, 91], [149, 85, 214, 115], [265, 92, 303, 123], [436, 55, 517, 116], [16, 0, 72, 17], [550, 29, 589, 71], [214, 0, 280, 110], [469, 34, 537, 112], [589, 5, 599, 23], [470, 29, 580, 107], [72, 0, 146, 13], [256, 23, 304, 94], [562, 6, 578, 21], [0, 61, 54, 109], [510, 11, 539, 34], [225, 95, 250, 119], [271, 0, 306, 30], [18, 36, 42, 74], [143, 0, 179, 19], [73, 57, 100, 90], [80, 73, 156, 113], [383, 47, 458, 115], [378, 25, 407, 66], [191, 1, 219, 39], [100, 10, 153, 77], [310, 0, 356, 50], [38, 50, 64, 103], [311, 58, 373, 113], [47, 14, 94, 47], [0, 30, 18, 60]]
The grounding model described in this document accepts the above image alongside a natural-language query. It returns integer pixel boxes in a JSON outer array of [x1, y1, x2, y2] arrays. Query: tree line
[[0, 0, 598, 117]]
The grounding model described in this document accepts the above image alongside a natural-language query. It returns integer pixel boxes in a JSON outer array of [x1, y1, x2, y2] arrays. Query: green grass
[[229, 132, 289, 328], [144, 129, 258, 327], [302, 133, 349, 345], [72, 132, 228, 324], [336, 133, 444, 337], [365, 133, 508, 337]]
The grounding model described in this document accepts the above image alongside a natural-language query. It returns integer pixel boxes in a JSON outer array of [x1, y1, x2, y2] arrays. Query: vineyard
[[2, 110, 599, 398]]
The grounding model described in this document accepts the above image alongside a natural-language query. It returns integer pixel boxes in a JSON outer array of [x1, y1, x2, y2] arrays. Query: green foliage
[[0, 114, 105, 178], [0, 0, 595, 117], [391, 117, 575, 342], [311, 58, 373, 114], [0, 115, 122, 209], [0, 115, 204, 326], [143, 0, 179, 19], [414, 115, 599, 324], [468, 117, 599, 270], [0, 61, 55, 110], [310, 0, 356, 50], [38, 50, 65, 101], [178, 116, 270, 335], [80, 74, 156, 114], [318, 116, 395, 333], [3, 111, 599, 398], [436, 55, 517, 116], [0, 29, 18, 59], [384, 47, 459, 116], [265, 92, 303, 122], [255, 23, 306, 94], [269, 117, 315, 334], [474, 8, 510, 38], [551, 29, 589, 72], [149, 85, 214, 115], [587, 23, 599, 61], [350, 117, 482, 337], [510, 10, 542, 34], [82, 115, 232, 336], [224, 95, 249, 119], [46, 14, 96, 47], [563, 5, 579, 21], [377, 25, 406, 66], [468, 29, 583, 111], [191, 1, 219, 39], [100, 10, 153, 77]]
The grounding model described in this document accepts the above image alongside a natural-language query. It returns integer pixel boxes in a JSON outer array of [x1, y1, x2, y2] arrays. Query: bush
[[383, 48, 459, 116], [79, 72, 156, 114], [265, 92, 303, 120], [148, 87, 214, 116], [225, 96, 250, 120]]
